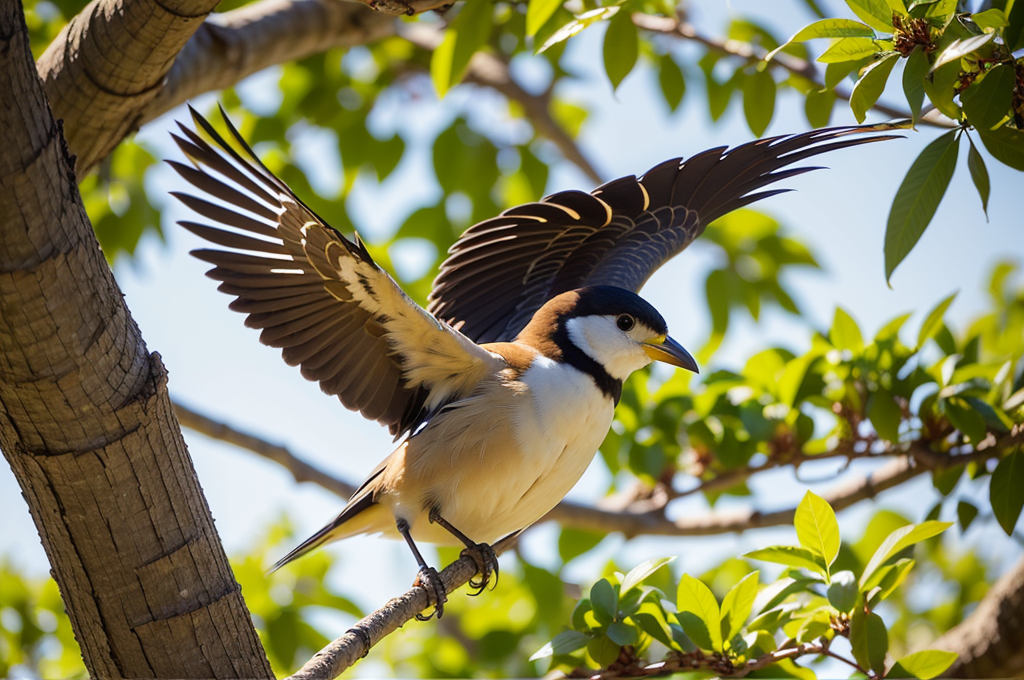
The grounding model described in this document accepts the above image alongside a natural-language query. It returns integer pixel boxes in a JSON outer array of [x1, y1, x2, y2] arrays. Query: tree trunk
[[0, 0, 272, 676]]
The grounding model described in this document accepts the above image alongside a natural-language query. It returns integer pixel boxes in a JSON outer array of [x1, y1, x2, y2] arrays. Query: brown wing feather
[[429, 122, 904, 343], [171, 105, 498, 438]]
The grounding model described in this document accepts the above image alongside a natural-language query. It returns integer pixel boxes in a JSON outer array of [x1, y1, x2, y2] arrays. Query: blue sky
[[2, 0, 1022, 664]]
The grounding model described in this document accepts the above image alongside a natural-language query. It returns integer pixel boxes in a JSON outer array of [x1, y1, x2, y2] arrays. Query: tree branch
[[631, 13, 957, 130], [37, 0, 222, 177], [287, 533, 520, 680]]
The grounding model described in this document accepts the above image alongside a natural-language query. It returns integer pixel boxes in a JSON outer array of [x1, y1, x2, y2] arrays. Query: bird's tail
[[269, 491, 379, 573]]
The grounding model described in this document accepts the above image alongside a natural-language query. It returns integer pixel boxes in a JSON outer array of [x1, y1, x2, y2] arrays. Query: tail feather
[[269, 491, 378, 573]]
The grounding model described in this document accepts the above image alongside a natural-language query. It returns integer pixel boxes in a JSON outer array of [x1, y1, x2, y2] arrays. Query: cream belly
[[372, 356, 615, 545]]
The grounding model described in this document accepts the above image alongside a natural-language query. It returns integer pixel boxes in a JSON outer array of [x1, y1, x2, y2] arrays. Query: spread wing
[[169, 106, 499, 439], [428, 123, 904, 343]]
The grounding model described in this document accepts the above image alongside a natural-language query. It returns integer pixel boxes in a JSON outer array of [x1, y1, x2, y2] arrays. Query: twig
[[287, 533, 519, 680], [631, 13, 957, 130]]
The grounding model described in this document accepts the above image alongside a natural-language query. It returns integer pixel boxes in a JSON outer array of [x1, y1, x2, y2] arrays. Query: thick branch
[[37, 0, 221, 177], [288, 533, 520, 679], [632, 13, 957, 129]]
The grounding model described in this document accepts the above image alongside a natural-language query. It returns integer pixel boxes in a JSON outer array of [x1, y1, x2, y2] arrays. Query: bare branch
[[141, 0, 396, 129], [37, 0, 222, 177], [287, 533, 520, 680], [631, 13, 957, 130]]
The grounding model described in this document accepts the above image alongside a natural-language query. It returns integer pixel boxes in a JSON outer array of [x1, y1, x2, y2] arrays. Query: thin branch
[[287, 533, 520, 680], [631, 13, 957, 130]]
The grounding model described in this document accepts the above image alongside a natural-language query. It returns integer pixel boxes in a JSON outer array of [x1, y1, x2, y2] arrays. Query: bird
[[168, 105, 899, 618]]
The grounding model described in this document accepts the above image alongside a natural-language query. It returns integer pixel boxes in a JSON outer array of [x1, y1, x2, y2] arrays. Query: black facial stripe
[[553, 321, 622, 404]]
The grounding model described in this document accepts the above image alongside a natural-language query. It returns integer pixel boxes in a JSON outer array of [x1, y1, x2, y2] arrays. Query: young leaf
[[866, 557, 914, 605], [526, 0, 562, 37], [888, 649, 959, 678], [677, 574, 722, 651], [884, 130, 959, 282], [850, 608, 889, 673], [538, 6, 619, 54], [765, 18, 875, 61], [850, 52, 899, 122], [621, 556, 675, 595], [961, 63, 1015, 132], [990, 449, 1024, 536], [830, 307, 864, 352], [720, 571, 760, 641], [745, 546, 828, 578], [845, 0, 899, 32], [971, 8, 1008, 31], [966, 136, 990, 218], [860, 520, 952, 588], [794, 491, 841, 572], [902, 46, 929, 125], [603, 9, 638, 92], [633, 603, 676, 649], [590, 578, 618, 623], [530, 630, 590, 660], [917, 292, 957, 347], [931, 33, 995, 71], [743, 69, 776, 137], [826, 570, 858, 613], [817, 37, 884, 63]]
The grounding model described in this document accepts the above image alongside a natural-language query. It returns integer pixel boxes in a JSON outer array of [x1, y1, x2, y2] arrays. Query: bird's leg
[[428, 508, 499, 595], [396, 518, 447, 620]]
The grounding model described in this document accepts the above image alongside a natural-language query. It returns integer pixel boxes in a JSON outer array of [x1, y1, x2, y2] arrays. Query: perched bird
[[169, 106, 898, 618]]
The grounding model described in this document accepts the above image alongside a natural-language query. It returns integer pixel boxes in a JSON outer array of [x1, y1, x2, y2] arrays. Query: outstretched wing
[[428, 123, 904, 343], [170, 106, 499, 439]]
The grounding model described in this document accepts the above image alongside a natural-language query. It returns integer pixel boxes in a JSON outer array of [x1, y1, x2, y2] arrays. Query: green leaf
[[888, 649, 959, 678], [430, 0, 493, 97], [743, 69, 776, 137], [990, 449, 1024, 535], [850, 52, 899, 122], [977, 125, 1024, 171], [931, 33, 995, 71], [677, 574, 722, 652], [826, 570, 859, 612], [868, 388, 902, 442], [817, 37, 884, 62], [590, 578, 618, 623], [745, 546, 828, 578], [766, 18, 875, 61], [850, 608, 889, 674], [956, 500, 979, 532], [587, 634, 621, 667], [720, 571, 760, 641], [530, 630, 590, 660], [884, 130, 959, 282], [866, 557, 914, 605], [606, 621, 640, 646], [795, 491, 841, 572], [962, 63, 1015, 131], [804, 87, 836, 127], [830, 307, 864, 352], [658, 54, 686, 112], [526, 0, 562, 37], [538, 5, 619, 54], [966, 135, 990, 219], [917, 292, 956, 347], [603, 9, 638, 92], [944, 396, 987, 443], [902, 46, 929, 125], [860, 520, 952, 588], [558, 528, 606, 564], [621, 557, 675, 595], [845, 0, 899, 32], [971, 8, 1008, 31], [634, 603, 676, 649]]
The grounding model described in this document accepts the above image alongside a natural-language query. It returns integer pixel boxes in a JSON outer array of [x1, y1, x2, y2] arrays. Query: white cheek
[[565, 317, 652, 381]]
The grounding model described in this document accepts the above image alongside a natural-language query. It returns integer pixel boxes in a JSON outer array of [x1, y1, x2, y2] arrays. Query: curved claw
[[413, 565, 447, 620], [462, 542, 499, 595]]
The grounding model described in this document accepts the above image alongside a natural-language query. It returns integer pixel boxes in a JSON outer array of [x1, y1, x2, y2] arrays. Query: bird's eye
[[616, 315, 635, 332]]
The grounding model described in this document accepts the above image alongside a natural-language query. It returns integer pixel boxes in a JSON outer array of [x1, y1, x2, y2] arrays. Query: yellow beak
[[642, 335, 699, 373]]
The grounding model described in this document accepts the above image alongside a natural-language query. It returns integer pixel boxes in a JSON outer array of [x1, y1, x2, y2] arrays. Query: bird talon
[[461, 542, 499, 593], [413, 565, 447, 619]]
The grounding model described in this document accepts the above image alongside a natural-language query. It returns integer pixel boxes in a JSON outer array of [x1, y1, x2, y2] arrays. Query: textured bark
[[936, 554, 1024, 678], [0, 0, 273, 677], [36, 0, 220, 178]]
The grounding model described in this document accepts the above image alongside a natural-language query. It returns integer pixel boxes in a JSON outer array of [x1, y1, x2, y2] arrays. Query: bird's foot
[[413, 565, 447, 620], [462, 542, 499, 595]]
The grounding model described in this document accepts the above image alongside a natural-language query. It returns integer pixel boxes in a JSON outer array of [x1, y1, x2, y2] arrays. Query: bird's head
[[521, 286, 698, 382]]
